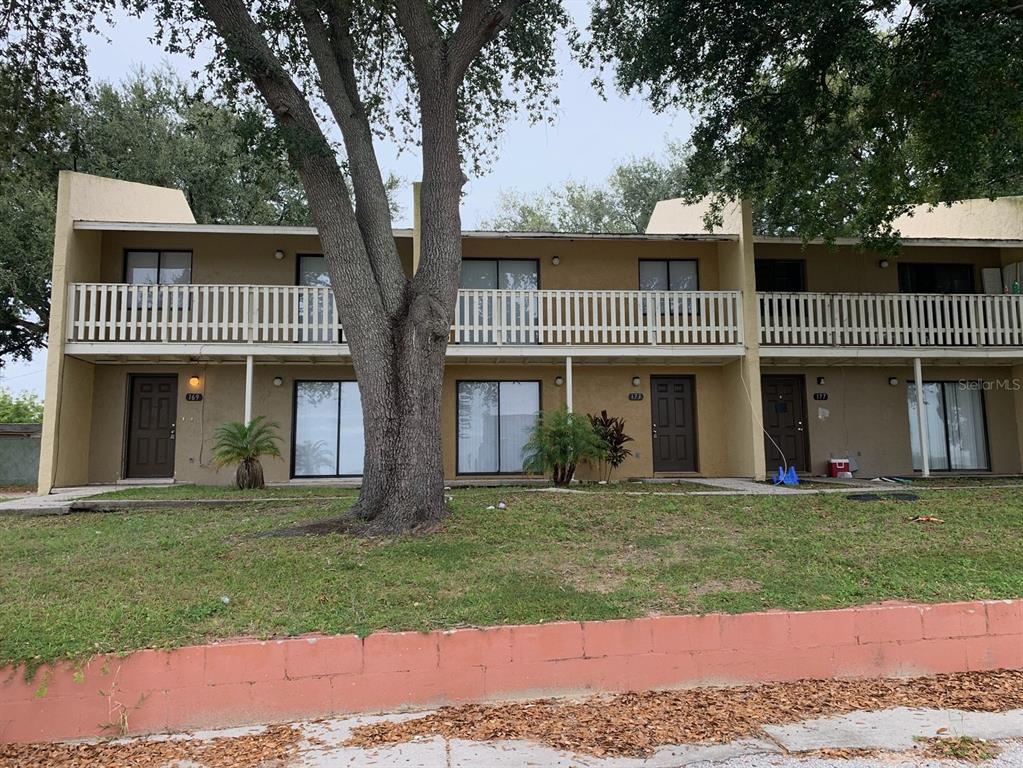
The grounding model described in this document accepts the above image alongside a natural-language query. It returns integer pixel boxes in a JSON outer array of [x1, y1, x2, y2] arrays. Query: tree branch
[[447, 0, 522, 84], [294, 0, 405, 315], [195, 0, 388, 326], [392, 0, 444, 83]]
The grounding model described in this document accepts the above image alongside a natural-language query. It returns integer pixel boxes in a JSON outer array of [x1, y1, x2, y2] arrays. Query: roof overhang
[[72, 220, 738, 242]]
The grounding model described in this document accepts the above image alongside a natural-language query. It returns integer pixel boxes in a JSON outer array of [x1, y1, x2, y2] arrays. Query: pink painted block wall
[[1, 599, 1021, 744]]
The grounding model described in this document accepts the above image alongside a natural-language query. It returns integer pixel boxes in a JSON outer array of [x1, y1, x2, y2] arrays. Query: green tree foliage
[[211, 416, 283, 490], [0, 68, 318, 364], [483, 146, 688, 233], [589, 0, 1023, 245], [2, 0, 571, 532], [0, 388, 44, 423]]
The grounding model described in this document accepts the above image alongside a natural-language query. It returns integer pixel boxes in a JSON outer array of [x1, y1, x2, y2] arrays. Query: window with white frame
[[124, 250, 193, 285]]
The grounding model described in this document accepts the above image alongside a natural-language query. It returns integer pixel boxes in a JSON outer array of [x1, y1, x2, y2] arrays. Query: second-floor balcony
[[758, 291, 1023, 350], [64, 283, 745, 356]]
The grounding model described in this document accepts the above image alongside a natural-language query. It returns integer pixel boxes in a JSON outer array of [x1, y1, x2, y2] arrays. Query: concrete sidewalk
[[91, 706, 1023, 767]]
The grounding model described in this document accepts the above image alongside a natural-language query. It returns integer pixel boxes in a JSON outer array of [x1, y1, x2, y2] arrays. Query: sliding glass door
[[907, 382, 989, 471], [459, 259, 539, 343], [456, 381, 540, 474], [293, 380, 364, 476]]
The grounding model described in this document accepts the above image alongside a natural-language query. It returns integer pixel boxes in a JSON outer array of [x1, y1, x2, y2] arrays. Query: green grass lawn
[[2, 486, 1022, 667], [896, 475, 1023, 487]]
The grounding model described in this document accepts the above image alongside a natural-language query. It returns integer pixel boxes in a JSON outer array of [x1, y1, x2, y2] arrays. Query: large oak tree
[[3, 0, 567, 533], [589, 0, 1023, 246]]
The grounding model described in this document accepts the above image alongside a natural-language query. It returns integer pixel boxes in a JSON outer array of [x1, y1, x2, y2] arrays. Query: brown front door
[[650, 376, 697, 472], [126, 375, 177, 478], [762, 375, 809, 472]]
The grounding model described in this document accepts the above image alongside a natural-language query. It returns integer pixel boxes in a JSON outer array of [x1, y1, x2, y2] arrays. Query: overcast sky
[[0, 4, 692, 397]]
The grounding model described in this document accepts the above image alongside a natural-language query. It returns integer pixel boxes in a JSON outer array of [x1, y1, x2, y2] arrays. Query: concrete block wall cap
[[2, 598, 1020, 744]]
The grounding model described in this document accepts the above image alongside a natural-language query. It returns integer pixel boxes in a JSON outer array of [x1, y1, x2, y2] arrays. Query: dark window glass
[[898, 263, 975, 294], [755, 259, 806, 291]]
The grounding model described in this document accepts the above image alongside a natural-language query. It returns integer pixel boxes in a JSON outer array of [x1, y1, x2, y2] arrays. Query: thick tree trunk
[[345, 288, 452, 535]]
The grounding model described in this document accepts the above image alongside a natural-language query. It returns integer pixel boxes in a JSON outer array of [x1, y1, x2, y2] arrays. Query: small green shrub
[[523, 407, 605, 486], [588, 410, 634, 482], [211, 416, 283, 490]]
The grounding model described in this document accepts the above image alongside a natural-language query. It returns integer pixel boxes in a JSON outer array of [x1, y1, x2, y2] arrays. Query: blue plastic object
[[783, 465, 800, 486], [772, 466, 786, 485]]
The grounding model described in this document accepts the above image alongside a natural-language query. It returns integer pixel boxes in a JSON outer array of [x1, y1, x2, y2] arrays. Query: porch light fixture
[[274, 249, 286, 260], [889, 377, 899, 386], [273, 376, 284, 387], [188, 375, 201, 388], [555, 375, 564, 386], [632, 376, 641, 387], [551, 256, 560, 266], [816, 376, 826, 385], [878, 258, 890, 269]]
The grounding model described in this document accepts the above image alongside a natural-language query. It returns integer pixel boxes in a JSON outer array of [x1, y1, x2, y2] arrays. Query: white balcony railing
[[65, 284, 745, 347], [759, 291, 1023, 347]]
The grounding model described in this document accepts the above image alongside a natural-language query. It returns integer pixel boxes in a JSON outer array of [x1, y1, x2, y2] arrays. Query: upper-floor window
[[460, 259, 539, 290], [298, 254, 330, 287], [639, 259, 698, 292], [124, 250, 192, 285], [755, 259, 806, 292], [898, 263, 975, 294]]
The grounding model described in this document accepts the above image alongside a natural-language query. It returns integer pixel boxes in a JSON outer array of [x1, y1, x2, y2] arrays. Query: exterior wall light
[[188, 375, 201, 388], [816, 376, 826, 385], [632, 376, 641, 387], [878, 259, 890, 269], [273, 376, 284, 387], [551, 256, 560, 266], [274, 249, 286, 260], [889, 377, 899, 386], [554, 375, 564, 386]]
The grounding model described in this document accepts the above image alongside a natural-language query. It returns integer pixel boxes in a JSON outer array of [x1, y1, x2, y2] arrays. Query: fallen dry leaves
[[3, 670, 1022, 765], [346, 669, 1023, 757], [0, 723, 302, 768]]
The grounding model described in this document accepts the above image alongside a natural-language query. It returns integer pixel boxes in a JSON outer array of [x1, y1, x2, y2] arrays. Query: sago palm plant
[[523, 407, 606, 486], [212, 416, 283, 490]]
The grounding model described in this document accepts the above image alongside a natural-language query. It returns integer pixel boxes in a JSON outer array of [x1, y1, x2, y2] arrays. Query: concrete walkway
[[0, 485, 126, 515], [92, 706, 1023, 767]]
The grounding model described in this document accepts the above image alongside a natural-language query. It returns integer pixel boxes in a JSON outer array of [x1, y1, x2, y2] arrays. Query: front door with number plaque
[[650, 376, 697, 472]]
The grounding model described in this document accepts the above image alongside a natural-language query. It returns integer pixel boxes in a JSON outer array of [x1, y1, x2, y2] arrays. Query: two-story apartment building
[[36, 172, 1023, 492]]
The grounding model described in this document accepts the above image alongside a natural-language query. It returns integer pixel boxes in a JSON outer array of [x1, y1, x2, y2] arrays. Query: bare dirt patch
[[345, 669, 1023, 758], [691, 577, 761, 597]]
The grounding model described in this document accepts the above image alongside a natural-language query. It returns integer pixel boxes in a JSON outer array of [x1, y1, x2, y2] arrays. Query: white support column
[[565, 355, 574, 413], [913, 357, 930, 477], [244, 355, 254, 424]]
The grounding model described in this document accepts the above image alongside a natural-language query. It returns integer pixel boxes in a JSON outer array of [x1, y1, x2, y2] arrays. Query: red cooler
[[828, 458, 851, 477]]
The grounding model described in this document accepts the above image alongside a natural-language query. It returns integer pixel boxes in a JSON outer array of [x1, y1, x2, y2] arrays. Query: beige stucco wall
[[462, 236, 721, 291], [646, 198, 744, 236], [753, 242, 1004, 293], [714, 202, 767, 479], [96, 231, 718, 292], [648, 194, 1023, 242], [86, 361, 736, 485], [893, 197, 1023, 240], [39, 173, 197, 493], [98, 231, 415, 285], [760, 364, 1021, 477]]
